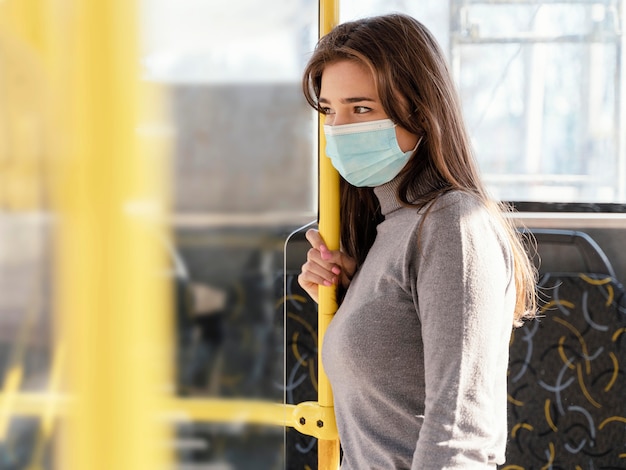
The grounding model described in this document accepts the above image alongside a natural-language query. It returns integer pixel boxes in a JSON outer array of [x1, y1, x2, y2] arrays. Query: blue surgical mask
[[324, 118, 420, 187]]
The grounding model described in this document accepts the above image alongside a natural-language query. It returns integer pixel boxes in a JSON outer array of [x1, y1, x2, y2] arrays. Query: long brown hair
[[303, 14, 536, 325]]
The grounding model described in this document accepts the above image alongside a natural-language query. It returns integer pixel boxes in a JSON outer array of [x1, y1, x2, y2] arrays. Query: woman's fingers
[[305, 229, 343, 267], [305, 228, 326, 251], [298, 259, 335, 304], [337, 254, 356, 289], [299, 228, 357, 302], [303, 246, 339, 285], [299, 230, 339, 302]]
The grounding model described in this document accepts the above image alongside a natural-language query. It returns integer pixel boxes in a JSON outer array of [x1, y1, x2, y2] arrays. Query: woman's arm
[[412, 194, 515, 469]]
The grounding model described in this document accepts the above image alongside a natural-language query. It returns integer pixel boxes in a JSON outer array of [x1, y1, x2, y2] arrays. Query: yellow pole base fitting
[[292, 401, 338, 440]]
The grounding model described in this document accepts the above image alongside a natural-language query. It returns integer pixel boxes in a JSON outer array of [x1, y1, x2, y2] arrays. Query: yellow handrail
[[55, 0, 173, 469], [0, 1, 342, 468], [26, 343, 65, 470], [0, 393, 338, 440], [317, 1, 341, 469]]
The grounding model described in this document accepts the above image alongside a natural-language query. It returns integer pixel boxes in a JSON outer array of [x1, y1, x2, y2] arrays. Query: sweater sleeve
[[411, 193, 515, 469]]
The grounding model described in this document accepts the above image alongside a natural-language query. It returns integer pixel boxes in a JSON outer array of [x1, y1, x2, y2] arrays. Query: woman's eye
[[320, 106, 334, 115], [354, 106, 371, 114]]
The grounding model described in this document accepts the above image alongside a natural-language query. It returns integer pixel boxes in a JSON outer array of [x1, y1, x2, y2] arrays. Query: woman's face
[[319, 60, 419, 152]]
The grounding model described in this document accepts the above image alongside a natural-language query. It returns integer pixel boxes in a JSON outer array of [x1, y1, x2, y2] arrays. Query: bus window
[[141, 0, 318, 223], [340, 0, 625, 205], [451, 0, 624, 204]]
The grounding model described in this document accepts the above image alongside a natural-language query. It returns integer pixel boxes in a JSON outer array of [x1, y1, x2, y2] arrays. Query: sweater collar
[[373, 178, 404, 216], [373, 173, 440, 216]]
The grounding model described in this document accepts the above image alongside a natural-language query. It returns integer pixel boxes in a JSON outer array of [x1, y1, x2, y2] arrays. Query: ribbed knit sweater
[[322, 178, 516, 469]]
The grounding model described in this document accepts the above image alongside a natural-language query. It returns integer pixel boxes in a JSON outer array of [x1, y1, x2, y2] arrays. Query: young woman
[[297, 13, 537, 469]]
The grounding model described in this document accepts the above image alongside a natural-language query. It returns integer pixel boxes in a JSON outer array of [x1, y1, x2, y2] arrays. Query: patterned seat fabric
[[504, 272, 626, 468]]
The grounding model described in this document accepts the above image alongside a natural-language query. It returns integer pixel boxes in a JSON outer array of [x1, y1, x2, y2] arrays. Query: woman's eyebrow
[[318, 96, 376, 104]]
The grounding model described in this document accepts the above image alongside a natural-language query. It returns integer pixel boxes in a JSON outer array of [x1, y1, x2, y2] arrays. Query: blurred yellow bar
[[0, 394, 338, 440], [0, 0, 47, 211], [3, 0, 343, 467], [0, 392, 68, 416], [317, 0, 341, 468], [163, 399, 295, 427], [0, 367, 24, 439], [26, 343, 65, 470], [166, 399, 338, 440], [54, 1, 173, 469], [1, 0, 44, 51]]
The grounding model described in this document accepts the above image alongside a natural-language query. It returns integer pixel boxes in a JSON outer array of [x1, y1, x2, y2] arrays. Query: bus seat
[[504, 229, 626, 468], [519, 228, 617, 278]]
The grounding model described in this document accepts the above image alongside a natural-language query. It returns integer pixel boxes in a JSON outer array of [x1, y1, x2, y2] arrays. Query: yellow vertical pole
[[7, 0, 44, 52], [317, 1, 340, 469], [0, 0, 48, 212], [55, 1, 172, 470]]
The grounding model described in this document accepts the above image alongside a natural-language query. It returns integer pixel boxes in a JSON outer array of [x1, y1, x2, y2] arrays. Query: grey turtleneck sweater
[[322, 180, 515, 469]]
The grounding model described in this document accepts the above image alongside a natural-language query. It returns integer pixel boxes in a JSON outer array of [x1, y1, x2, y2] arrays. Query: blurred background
[[0, 0, 625, 469]]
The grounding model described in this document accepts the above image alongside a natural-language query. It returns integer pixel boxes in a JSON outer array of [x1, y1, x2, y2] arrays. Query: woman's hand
[[297, 229, 357, 303]]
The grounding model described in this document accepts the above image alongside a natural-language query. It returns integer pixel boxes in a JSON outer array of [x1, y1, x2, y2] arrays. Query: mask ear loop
[[406, 109, 426, 153], [409, 136, 423, 153], [393, 108, 423, 154]]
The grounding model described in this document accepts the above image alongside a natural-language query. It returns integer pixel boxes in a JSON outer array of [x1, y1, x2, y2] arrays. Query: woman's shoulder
[[425, 189, 489, 219], [426, 189, 512, 246]]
